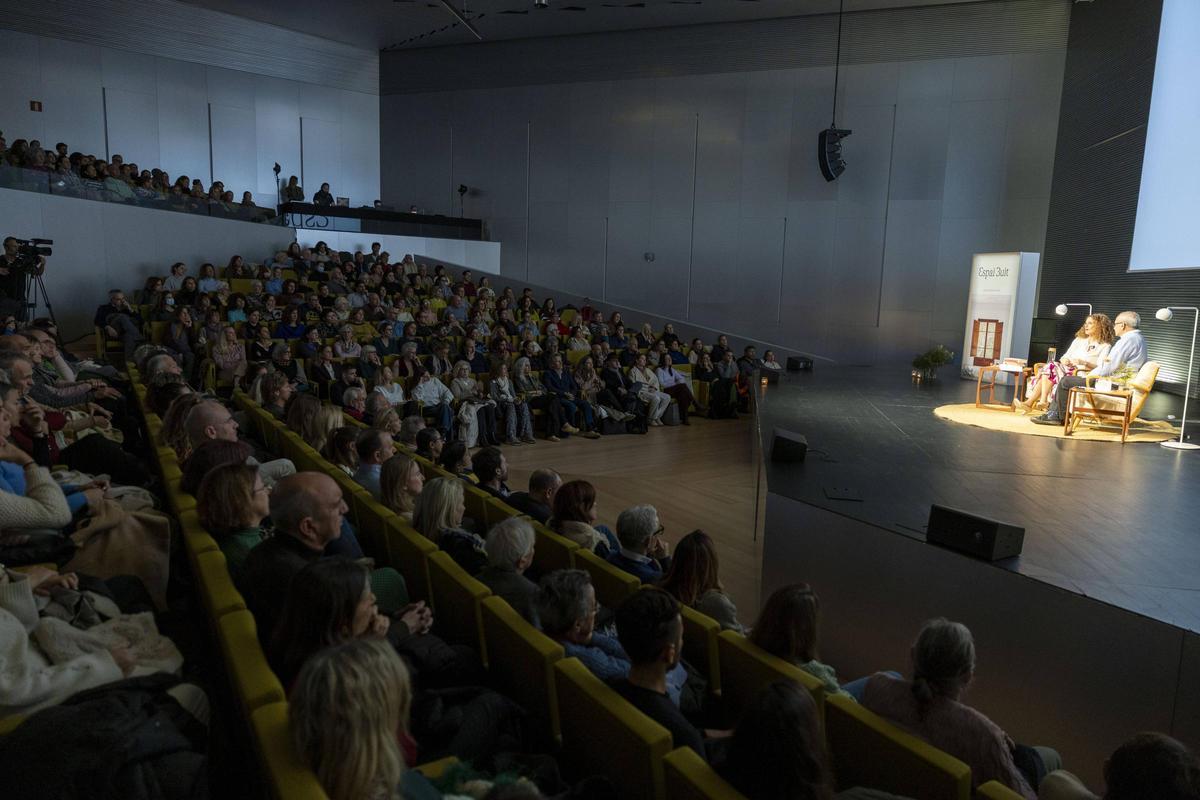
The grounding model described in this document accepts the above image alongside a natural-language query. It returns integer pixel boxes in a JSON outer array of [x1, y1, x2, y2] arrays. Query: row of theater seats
[[125, 352, 1024, 798]]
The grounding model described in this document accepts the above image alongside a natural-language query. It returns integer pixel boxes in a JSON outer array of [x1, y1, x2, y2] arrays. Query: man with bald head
[[236, 472, 347, 638], [237, 472, 431, 644], [184, 399, 295, 487], [1033, 310, 1148, 426]]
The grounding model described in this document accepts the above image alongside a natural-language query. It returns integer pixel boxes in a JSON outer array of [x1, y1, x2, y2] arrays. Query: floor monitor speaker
[[926, 504, 1024, 561], [771, 428, 808, 462]]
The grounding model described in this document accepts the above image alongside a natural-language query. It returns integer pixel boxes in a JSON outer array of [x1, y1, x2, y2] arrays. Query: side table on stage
[[975, 364, 1031, 411]]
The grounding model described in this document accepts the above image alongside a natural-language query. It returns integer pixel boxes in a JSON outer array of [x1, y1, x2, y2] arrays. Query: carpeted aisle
[[932, 403, 1179, 443]]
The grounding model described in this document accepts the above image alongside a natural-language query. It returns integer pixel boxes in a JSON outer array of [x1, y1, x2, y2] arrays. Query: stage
[[755, 366, 1200, 632], [754, 366, 1200, 780]]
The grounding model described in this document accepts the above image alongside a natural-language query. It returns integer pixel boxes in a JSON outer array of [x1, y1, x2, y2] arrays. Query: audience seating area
[[116, 349, 1022, 800]]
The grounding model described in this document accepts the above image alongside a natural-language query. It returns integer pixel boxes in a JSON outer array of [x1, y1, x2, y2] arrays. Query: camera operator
[[0, 236, 47, 319]]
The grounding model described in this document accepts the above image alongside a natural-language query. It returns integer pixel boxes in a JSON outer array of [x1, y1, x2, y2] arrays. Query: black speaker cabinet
[[771, 428, 808, 463], [786, 356, 814, 372], [926, 504, 1024, 561]]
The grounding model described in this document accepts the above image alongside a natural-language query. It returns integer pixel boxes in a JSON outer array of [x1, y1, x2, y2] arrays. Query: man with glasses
[[184, 399, 295, 487], [607, 504, 672, 583], [1033, 310, 1148, 426]]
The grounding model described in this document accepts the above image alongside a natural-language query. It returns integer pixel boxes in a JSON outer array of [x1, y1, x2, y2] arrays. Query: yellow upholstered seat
[[574, 548, 640, 609], [414, 756, 459, 780], [1066, 361, 1160, 442], [462, 485, 490, 527], [484, 496, 518, 529], [716, 631, 825, 725], [427, 551, 491, 658], [680, 606, 722, 696], [663, 746, 748, 800], [217, 610, 287, 713], [0, 714, 26, 737], [194, 549, 247, 619], [531, 523, 579, 574], [250, 703, 329, 800], [975, 781, 1025, 800], [824, 693, 971, 800], [554, 657, 673, 800], [346, 490, 393, 564], [383, 517, 436, 603], [481, 595, 564, 742]]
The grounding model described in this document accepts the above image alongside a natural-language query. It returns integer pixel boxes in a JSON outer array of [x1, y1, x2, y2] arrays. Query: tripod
[[22, 268, 59, 333]]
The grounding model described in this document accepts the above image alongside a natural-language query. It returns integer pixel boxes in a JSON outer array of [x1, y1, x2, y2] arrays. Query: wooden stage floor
[[756, 366, 1200, 633], [502, 414, 764, 622]]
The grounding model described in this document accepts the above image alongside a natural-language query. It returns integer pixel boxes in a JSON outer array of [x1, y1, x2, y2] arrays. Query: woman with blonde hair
[[289, 638, 440, 800], [412, 477, 486, 574], [304, 405, 348, 455], [449, 360, 499, 447], [1018, 313, 1116, 413], [210, 325, 247, 384], [373, 407, 403, 437], [380, 452, 424, 520]]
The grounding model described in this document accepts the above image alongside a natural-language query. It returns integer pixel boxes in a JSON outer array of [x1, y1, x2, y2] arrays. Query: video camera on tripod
[[10, 237, 53, 268]]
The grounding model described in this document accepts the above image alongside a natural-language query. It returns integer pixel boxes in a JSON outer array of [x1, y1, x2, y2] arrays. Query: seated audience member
[[357, 346, 383, 385], [311, 182, 334, 206], [507, 468, 561, 524], [720, 681, 909, 800], [438, 440, 475, 482], [373, 408, 403, 438], [761, 349, 783, 371], [1034, 310, 1146, 426], [749, 583, 875, 699], [93, 288, 144, 361], [322, 427, 361, 476], [659, 530, 743, 633], [185, 399, 295, 487], [274, 306, 306, 340], [373, 365, 407, 410], [472, 446, 510, 500], [480, 517, 539, 622], [414, 427, 444, 462], [397, 415, 425, 450], [607, 504, 671, 582], [513, 356, 565, 442], [1039, 732, 1200, 800], [380, 453, 424, 520], [409, 368, 455, 441], [549, 479, 619, 555], [629, 353, 671, 426], [0, 564, 183, 716], [737, 346, 763, 378], [656, 355, 697, 424], [449, 360, 499, 447], [333, 325, 362, 359], [310, 345, 339, 395], [489, 362, 535, 445], [211, 325, 247, 384], [412, 476, 487, 575], [1019, 314, 1114, 413], [271, 344, 308, 389], [295, 327, 322, 361], [288, 639, 443, 800], [180, 438, 253, 496], [612, 588, 710, 759], [258, 371, 293, 420], [268, 558, 429, 689], [196, 461, 270, 582], [330, 364, 365, 409], [353, 428, 396, 500], [535, 570, 686, 700], [542, 353, 601, 439], [862, 618, 1059, 799]]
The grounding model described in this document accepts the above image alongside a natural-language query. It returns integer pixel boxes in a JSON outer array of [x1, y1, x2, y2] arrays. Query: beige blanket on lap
[[65, 499, 172, 611]]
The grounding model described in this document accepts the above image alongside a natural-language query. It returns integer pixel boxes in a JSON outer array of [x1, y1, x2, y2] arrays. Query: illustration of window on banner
[[961, 252, 1040, 380]]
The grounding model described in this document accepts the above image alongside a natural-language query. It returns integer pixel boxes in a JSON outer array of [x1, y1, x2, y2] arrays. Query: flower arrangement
[[912, 345, 955, 382]]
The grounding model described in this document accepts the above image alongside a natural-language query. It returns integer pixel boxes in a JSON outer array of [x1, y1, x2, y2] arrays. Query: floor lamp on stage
[[1156, 306, 1199, 451], [1055, 302, 1092, 317]]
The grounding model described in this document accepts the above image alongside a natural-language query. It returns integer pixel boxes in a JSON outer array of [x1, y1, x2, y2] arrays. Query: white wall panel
[[210, 103, 256, 201], [104, 88, 160, 167], [206, 66, 256, 110], [300, 117, 339, 201], [39, 39, 104, 156], [156, 58, 210, 183], [254, 75, 301, 202], [338, 90, 380, 207], [0, 29, 40, 78], [101, 48, 157, 94], [0, 72, 46, 142]]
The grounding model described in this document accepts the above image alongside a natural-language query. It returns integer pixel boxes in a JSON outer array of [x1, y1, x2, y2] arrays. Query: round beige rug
[[932, 403, 1179, 443]]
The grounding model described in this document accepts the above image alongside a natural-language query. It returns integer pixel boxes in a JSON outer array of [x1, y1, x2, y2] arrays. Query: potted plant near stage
[[912, 345, 954, 383]]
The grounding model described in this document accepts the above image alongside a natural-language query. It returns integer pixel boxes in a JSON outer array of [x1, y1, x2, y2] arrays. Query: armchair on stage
[[1065, 361, 1160, 443]]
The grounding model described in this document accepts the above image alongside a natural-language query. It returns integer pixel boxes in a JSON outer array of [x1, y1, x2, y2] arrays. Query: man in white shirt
[[409, 367, 455, 441], [1033, 310, 1148, 425]]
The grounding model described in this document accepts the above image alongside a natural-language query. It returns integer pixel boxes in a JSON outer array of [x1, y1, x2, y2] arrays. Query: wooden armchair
[[1066, 361, 1160, 442]]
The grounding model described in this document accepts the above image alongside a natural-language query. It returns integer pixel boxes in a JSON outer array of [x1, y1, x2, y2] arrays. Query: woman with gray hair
[[412, 477, 487, 575], [479, 518, 539, 622], [333, 325, 362, 359], [449, 360, 498, 448], [862, 618, 1059, 799]]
